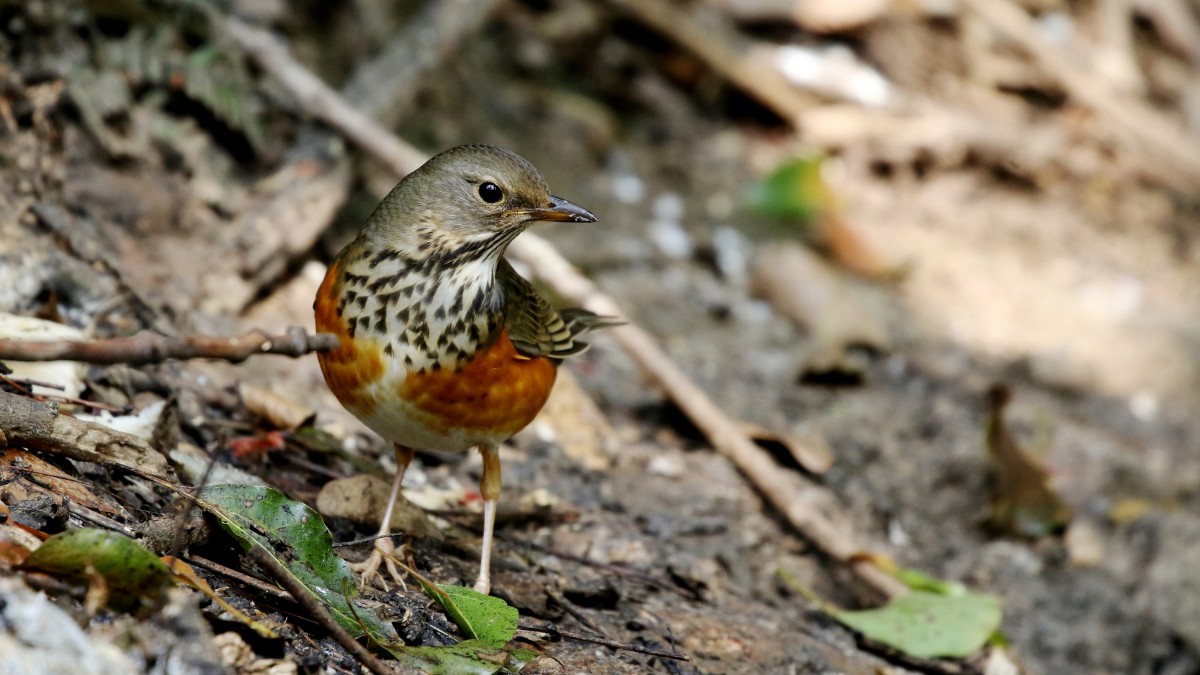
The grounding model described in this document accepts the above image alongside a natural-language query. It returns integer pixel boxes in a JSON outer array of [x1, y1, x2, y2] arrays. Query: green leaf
[[834, 590, 1002, 659], [893, 567, 965, 595], [393, 641, 538, 675], [20, 528, 171, 612], [195, 484, 399, 646], [746, 156, 834, 224], [416, 581, 518, 648]]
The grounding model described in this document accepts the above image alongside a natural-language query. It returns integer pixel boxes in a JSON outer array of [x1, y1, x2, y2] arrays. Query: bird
[[313, 144, 617, 595]]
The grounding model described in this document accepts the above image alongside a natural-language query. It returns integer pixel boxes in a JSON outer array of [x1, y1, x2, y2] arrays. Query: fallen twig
[[0, 327, 337, 365], [183, 554, 291, 600], [518, 621, 689, 662], [228, 16, 906, 600], [0, 373, 127, 412], [340, 0, 504, 128], [224, 16, 426, 178], [606, 0, 813, 124], [244, 544, 397, 675], [0, 390, 174, 480]]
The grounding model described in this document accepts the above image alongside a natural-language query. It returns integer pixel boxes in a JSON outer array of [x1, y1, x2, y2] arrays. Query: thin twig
[[244, 545, 397, 675], [518, 621, 689, 662], [0, 327, 338, 365], [183, 554, 292, 600], [224, 16, 427, 178], [517, 540, 687, 597], [228, 16, 905, 600]]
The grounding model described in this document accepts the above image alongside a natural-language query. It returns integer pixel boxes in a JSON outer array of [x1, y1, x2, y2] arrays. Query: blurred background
[[1, 0, 1199, 672]]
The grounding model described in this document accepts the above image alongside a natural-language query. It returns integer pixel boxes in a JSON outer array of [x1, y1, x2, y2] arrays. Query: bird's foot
[[351, 536, 407, 592]]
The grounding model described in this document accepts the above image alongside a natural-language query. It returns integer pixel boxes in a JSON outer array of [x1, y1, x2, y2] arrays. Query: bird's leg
[[474, 444, 501, 595], [353, 443, 414, 590]]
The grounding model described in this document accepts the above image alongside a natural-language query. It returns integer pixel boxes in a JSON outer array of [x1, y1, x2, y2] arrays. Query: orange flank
[[314, 260, 384, 415], [399, 327, 556, 438]]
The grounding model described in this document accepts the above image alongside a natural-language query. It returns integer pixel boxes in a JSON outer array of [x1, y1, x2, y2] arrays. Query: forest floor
[[2, 1, 1200, 673]]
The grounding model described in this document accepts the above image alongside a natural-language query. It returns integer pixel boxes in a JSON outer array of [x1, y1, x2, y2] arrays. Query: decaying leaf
[[19, 528, 172, 613], [985, 385, 1073, 538]]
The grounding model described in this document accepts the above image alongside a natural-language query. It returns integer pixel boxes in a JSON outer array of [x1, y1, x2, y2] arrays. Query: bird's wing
[[498, 259, 622, 360]]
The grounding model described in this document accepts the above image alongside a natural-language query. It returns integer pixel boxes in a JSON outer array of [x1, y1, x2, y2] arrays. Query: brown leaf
[[985, 385, 1072, 537], [239, 382, 316, 430], [741, 421, 834, 475]]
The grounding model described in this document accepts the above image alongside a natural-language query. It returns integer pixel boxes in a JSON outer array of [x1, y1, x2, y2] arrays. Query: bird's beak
[[526, 195, 598, 223]]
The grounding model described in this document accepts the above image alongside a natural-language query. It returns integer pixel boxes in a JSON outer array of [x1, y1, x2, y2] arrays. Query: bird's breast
[[315, 258, 556, 451]]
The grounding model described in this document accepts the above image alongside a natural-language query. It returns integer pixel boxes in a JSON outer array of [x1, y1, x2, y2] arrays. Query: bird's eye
[[478, 182, 503, 203]]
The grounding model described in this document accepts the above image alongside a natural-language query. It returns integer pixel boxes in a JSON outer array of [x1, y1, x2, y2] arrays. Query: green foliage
[[746, 156, 835, 224], [834, 589, 1002, 659], [197, 484, 535, 672], [196, 484, 400, 645], [417, 582, 519, 648], [393, 641, 539, 674], [20, 528, 171, 612]]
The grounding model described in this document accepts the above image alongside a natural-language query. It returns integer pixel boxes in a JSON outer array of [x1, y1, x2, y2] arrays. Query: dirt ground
[[2, 1, 1200, 674]]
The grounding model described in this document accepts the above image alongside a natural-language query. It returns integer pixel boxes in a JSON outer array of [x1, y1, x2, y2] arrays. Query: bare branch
[[0, 390, 174, 480], [0, 327, 337, 365]]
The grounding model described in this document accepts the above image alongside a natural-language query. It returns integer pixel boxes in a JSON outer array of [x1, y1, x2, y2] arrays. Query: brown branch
[[0, 327, 337, 365], [0, 390, 174, 480], [183, 554, 291, 600], [244, 545, 397, 675], [224, 16, 427, 178], [518, 621, 689, 662], [606, 0, 812, 125], [225, 15, 906, 600]]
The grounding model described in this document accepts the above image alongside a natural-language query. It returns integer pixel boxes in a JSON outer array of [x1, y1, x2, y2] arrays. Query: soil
[[1, 1, 1199, 674]]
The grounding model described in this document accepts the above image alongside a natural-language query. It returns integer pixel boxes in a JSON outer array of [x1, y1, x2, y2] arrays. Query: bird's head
[[364, 144, 596, 259]]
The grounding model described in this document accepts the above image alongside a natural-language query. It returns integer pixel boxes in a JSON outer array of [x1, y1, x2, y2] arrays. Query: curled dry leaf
[[985, 385, 1073, 538], [740, 421, 835, 475]]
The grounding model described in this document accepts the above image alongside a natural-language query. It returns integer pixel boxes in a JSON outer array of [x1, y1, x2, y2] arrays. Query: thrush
[[314, 144, 617, 594]]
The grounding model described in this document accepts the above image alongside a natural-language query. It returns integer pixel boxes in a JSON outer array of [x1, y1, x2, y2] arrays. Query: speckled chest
[[334, 241, 505, 375]]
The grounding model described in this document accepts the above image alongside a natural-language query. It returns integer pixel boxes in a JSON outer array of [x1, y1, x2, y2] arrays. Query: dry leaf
[[741, 421, 835, 474], [239, 382, 315, 430], [985, 385, 1072, 537]]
